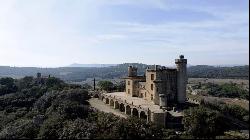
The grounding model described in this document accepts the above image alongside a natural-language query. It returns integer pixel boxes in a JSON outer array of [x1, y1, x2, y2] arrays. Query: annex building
[[99, 55, 187, 128]]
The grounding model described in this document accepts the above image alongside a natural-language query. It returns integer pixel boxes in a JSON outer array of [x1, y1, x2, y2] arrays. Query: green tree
[[38, 114, 64, 139], [114, 81, 125, 92], [60, 119, 96, 139], [97, 81, 114, 92], [45, 77, 64, 89], [183, 106, 226, 139], [0, 77, 17, 95], [0, 120, 39, 139], [16, 76, 34, 90]]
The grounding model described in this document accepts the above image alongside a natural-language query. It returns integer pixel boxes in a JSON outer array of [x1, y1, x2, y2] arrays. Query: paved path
[[88, 98, 128, 118]]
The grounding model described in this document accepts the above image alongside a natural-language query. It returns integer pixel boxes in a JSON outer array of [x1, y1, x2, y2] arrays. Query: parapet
[[175, 55, 187, 64]]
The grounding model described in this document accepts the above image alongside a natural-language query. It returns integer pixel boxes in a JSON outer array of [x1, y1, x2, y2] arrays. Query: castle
[[99, 55, 187, 128], [124, 55, 187, 107]]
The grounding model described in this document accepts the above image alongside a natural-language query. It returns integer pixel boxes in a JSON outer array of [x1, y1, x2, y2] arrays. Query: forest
[[0, 76, 165, 139], [0, 76, 248, 139]]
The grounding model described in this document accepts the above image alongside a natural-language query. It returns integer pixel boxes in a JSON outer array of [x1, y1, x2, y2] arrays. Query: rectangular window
[[151, 94, 153, 100], [128, 89, 130, 94], [151, 74, 154, 80], [128, 81, 130, 85], [151, 84, 154, 90]]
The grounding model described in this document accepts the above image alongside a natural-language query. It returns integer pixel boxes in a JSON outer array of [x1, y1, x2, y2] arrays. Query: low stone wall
[[99, 93, 151, 123]]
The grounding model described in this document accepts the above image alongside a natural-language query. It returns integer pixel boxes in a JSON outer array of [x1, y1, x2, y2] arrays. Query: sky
[[0, 0, 249, 67]]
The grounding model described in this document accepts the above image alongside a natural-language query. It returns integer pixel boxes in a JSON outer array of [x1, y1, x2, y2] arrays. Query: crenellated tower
[[175, 55, 187, 104]]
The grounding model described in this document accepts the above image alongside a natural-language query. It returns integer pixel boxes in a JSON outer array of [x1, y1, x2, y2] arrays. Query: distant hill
[[68, 63, 118, 67], [187, 65, 249, 79], [0, 64, 248, 82]]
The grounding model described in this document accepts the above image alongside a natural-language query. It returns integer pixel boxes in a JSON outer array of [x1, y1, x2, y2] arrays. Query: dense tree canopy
[[0, 76, 248, 139], [97, 81, 114, 92], [0, 77, 17, 95], [0, 77, 167, 139], [205, 82, 249, 100], [200, 100, 249, 124], [183, 106, 227, 139]]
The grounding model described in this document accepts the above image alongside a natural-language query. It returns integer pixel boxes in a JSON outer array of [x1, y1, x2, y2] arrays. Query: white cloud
[[0, 0, 248, 66]]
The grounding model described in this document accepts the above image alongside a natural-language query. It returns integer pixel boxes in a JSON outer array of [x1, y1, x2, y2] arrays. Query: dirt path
[[88, 98, 128, 118]]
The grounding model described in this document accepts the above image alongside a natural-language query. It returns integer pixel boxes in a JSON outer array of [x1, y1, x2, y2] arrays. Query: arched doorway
[[114, 101, 119, 109], [119, 103, 125, 112], [132, 108, 139, 117], [110, 99, 114, 106], [93, 94, 99, 98], [105, 98, 109, 104], [140, 111, 147, 119], [126, 105, 131, 115]]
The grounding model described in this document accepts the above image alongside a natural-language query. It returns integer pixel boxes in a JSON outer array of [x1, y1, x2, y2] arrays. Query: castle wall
[[145, 71, 155, 102], [126, 78, 145, 97], [125, 55, 187, 105], [150, 112, 166, 127], [138, 82, 147, 98], [126, 79, 133, 96], [144, 69, 177, 105], [132, 81, 140, 97]]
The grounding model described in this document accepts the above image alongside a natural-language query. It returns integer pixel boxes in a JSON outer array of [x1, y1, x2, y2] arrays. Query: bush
[[204, 82, 249, 100], [86, 112, 165, 139], [97, 81, 114, 92], [60, 119, 97, 139], [201, 100, 249, 123], [0, 119, 39, 139], [183, 106, 227, 138], [0, 77, 17, 95], [38, 114, 64, 139]]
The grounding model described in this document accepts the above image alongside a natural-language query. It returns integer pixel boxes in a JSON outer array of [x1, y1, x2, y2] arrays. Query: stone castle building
[[124, 55, 187, 107], [99, 55, 187, 128]]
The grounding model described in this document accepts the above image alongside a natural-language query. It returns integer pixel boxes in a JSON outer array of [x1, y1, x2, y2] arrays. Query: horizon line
[[0, 63, 249, 68]]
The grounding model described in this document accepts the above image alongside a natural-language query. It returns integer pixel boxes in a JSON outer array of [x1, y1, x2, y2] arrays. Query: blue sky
[[0, 0, 249, 67]]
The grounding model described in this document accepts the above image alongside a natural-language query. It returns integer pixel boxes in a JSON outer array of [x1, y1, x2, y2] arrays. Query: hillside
[[0, 64, 248, 82], [188, 65, 249, 79], [67, 63, 118, 67]]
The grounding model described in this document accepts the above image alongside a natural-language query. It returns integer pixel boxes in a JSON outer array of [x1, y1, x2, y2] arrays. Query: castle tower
[[175, 55, 187, 104], [37, 73, 41, 78], [128, 66, 137, 77]]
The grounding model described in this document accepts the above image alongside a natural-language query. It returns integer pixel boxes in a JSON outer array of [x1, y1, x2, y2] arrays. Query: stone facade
[[124, 55, 187, 107], [98, 55, 187, 128]]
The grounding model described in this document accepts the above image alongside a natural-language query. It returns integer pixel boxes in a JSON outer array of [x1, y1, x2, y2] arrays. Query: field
[[188, 94, 249, 110], [188, 78, 249, 90], [188, 78, 249, 110]]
